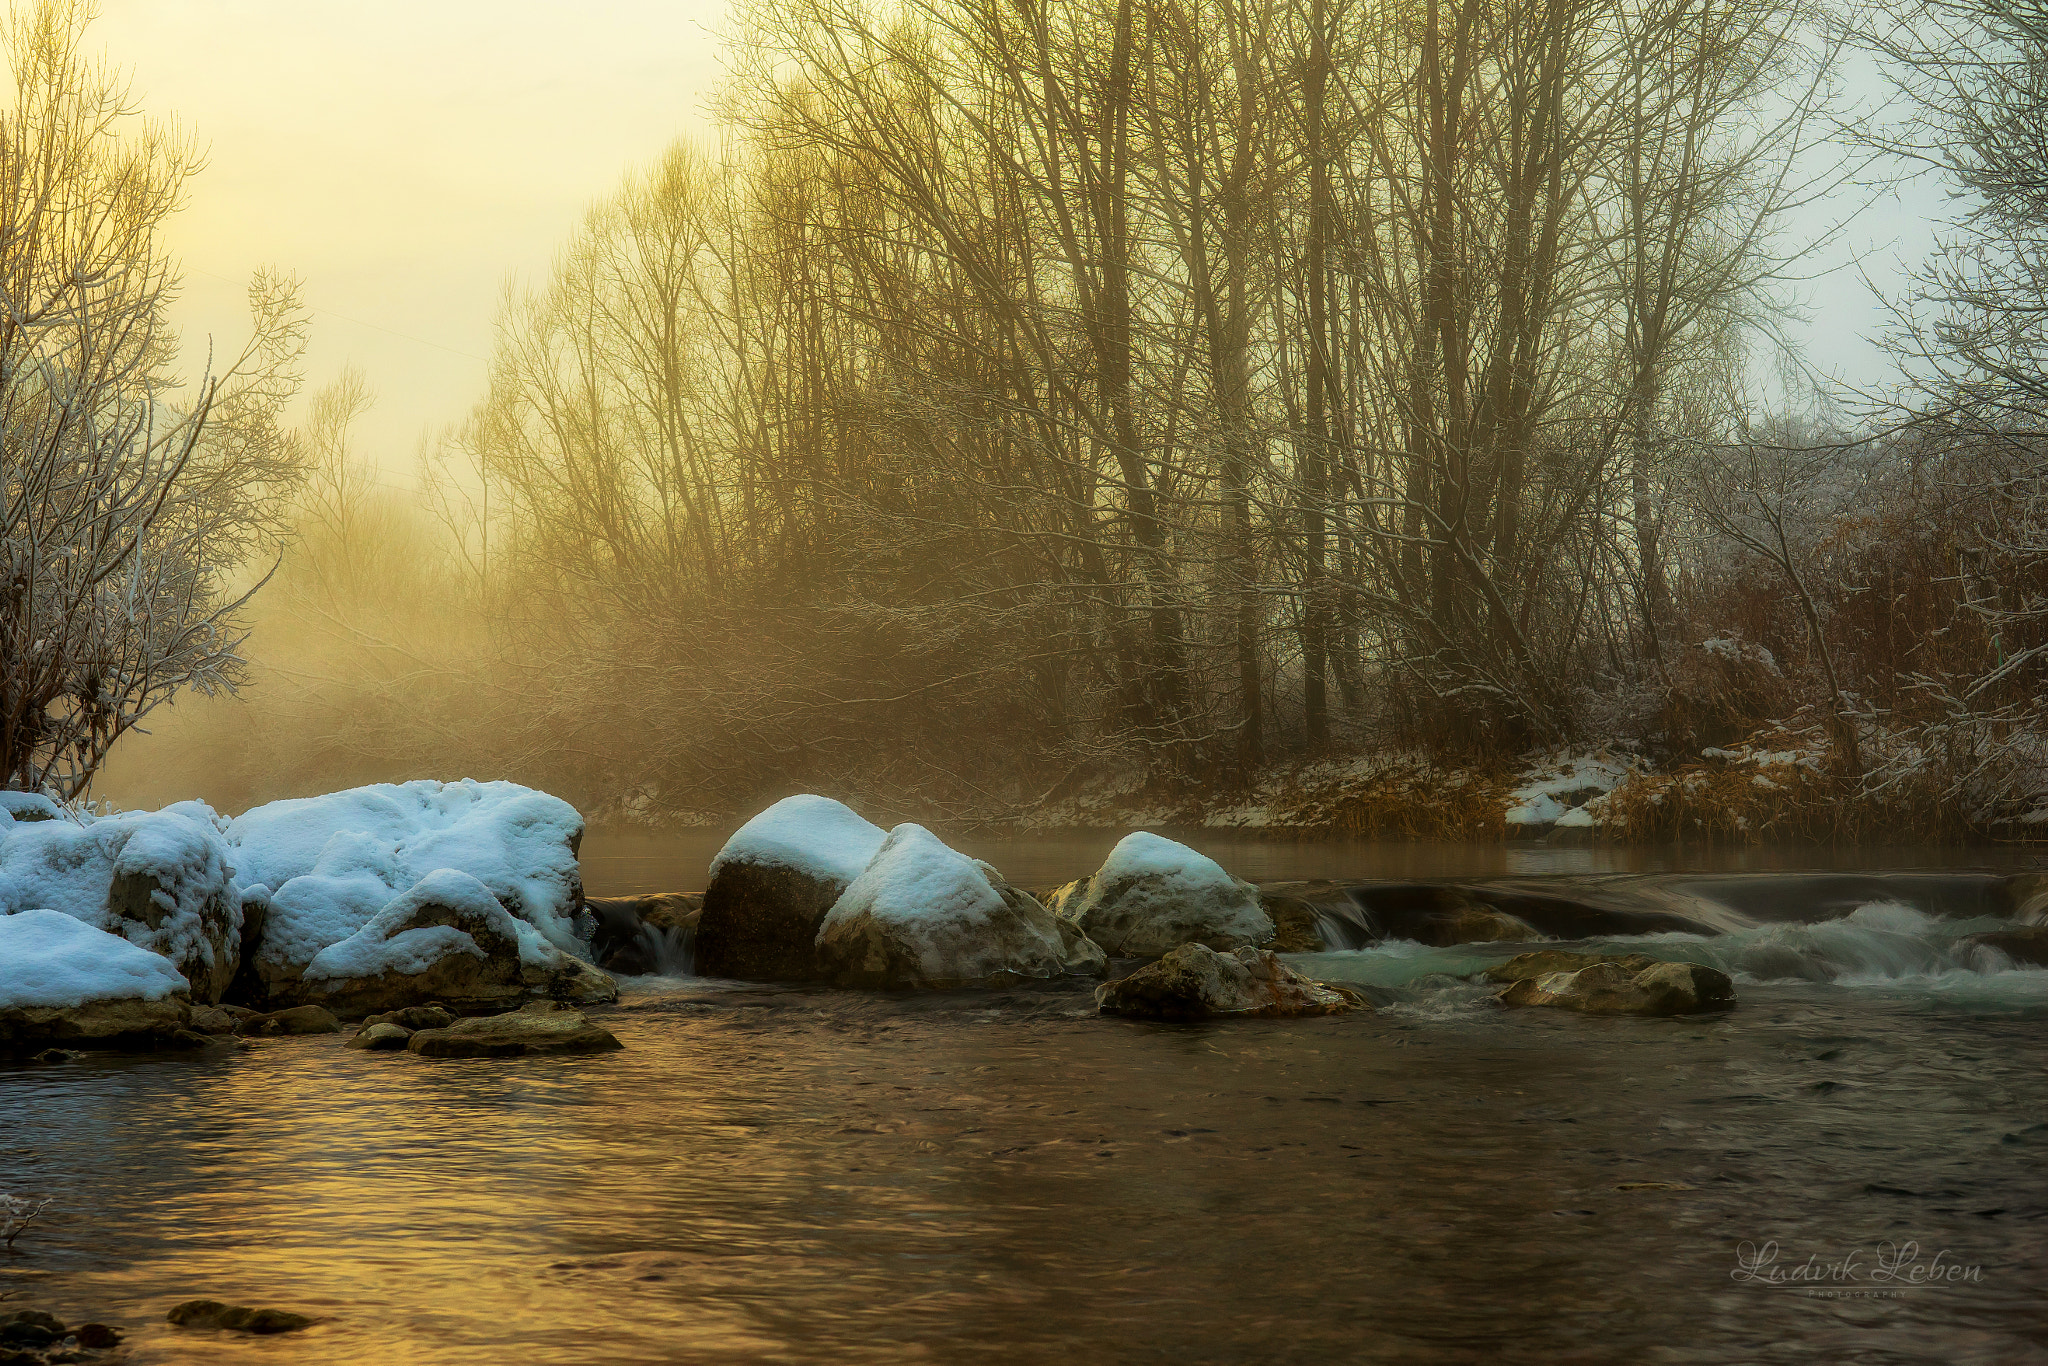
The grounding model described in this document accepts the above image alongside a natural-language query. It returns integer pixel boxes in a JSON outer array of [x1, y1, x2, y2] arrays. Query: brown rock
[[406, 1004, 624, 1058], [1481, 949, 1660, 984], [1096, 943, 1362, 1020], [362, 1005, 456, 1031], [166, 1300, 312, 1334], [1496, 959, 1735, 1016], [1960, 925, 2048, 967], [234, 1005, 341, 1036], [346, 1022, 413, 1051], [1260, 895, 1327, 953]]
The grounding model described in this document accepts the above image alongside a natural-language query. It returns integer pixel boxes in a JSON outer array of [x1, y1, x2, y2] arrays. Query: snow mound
[[709, 794, 886, 885], [0, 805, 241, 998], [1097, 830, 1239, 892], [0, 907, 188, 1008], [1505, 752, 1634, 826], [816, 824, 1066, 986], [230, 780, 588, 988], [304, 869, 543, 981], [1068, 832, 1274, 958]]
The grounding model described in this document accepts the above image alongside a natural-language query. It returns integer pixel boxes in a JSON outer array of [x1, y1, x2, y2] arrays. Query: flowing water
[[4, 836, 2047, 1363]]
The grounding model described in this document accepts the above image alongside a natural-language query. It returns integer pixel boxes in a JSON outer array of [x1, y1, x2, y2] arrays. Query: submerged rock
[[166, 1300, 312, 1334], [1065, 833, 1275, 958], [1961, 925, 2048, 968], [406, 1002, 624, 1058], [235, 1005, 341, 1036], [1096, 943, 1360, 1020], [1481, 949, 1659, 984], [1496, 959, 1735, 1016], [288, 870, 616, 1018], [696, 796, 887, 982], [347, 1022, 413, 1050], [0, 909, 191, 1050], [814, 825, 1096, 989]]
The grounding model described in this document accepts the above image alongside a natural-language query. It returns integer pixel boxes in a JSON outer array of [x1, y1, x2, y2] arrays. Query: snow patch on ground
[[709, 794, 887, 885], [0, 907, 188, 1008], [1504, 751, 1635, 826]]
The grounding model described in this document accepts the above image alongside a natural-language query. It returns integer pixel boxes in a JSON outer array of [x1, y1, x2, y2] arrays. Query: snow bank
[[230, 780, 588, 988], [709, 794, 886, 884], [0, 907, 188, 1009], [0, 805, 240, 998], [1505, 752, 1634, 826]]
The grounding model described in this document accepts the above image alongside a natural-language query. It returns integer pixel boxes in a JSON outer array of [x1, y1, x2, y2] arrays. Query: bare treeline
[[97, 0, 2048, 831]]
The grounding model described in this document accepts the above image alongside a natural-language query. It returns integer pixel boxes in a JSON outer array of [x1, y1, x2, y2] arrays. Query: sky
[[97, 0, 729, 482], [91, 1, 1945, 477]]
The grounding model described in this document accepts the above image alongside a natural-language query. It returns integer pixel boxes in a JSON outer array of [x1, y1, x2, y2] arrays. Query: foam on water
[[1291, 899, 2048, 1014]]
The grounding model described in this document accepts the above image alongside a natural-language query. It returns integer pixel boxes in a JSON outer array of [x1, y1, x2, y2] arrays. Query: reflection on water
[[582, 828, 2048, 896], [3, 970, 2045, 1364]]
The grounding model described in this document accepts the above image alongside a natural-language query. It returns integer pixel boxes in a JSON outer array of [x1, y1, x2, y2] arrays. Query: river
[[2, 835, 2044, 1363]]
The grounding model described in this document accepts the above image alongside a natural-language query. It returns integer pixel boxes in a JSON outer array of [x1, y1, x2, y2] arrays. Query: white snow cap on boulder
[[708, 794, 886, 884], [0, 805, 241, 1001], [229, 779, 589, 995], [1066, 831, 1275, 958], [815, 823, 1068, 988], [304, 868, 548, 983], [0, 907, 189, 1009]]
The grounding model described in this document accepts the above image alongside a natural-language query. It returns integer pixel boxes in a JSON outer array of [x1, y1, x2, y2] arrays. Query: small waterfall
[[635, 921, 696, 976]]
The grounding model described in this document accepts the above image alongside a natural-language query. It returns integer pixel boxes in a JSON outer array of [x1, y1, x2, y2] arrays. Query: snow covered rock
[[1095, 943, 1359, 1020], [1063, 833, 1275, 959], [696, 795, 887, 981], [1495, 959, 1734, 1016], [814, 824, 1090, 989], [229, 780, 590, 1002], [0, 806, 242, 1002], [291, 869, 616, 1018], [0, 908, 191, 1047]]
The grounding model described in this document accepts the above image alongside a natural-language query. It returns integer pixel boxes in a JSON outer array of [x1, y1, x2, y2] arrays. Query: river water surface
[[3, 837, 2046, 1364]]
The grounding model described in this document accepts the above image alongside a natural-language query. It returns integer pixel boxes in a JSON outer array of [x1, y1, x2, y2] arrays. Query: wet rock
[[1480, 949, 1661, 984], [1496, 959, 1735, 1016], [1961, 925, 2048, 967], [1260, 895, 1328, 953], [363, 1004, 455, 1030], [234, 1005, 341, 1036], [188, 1005, 239, 1034], [406, 1003, 624, 1058], [0, 1311, 63, 1348], [166, 1300, 312, 1334], [815, 826, 1090, 989], [289, 870, 617, 1018], [1418, 896, 1541, 947], [1096, 943, 1360, 1020], [347, 1022, 413, 1051], [73, 1324, 122, 1349], [1065, 833, 1275, 958], [29, 1048, 77, 1064], [696, 796, 886, 982]]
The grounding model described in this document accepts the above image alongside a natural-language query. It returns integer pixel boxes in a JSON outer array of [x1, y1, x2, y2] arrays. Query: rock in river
[[289, 869, 616, 1017], [815, 824, 1098, 988], [405, 1002, 624, 1058], [1096, 943, 1361, 1020], [1481, 949, 1660, 984], [0, 909, 191, 1050], [1064, 832, 1275, 958], [695, 795, 887, 982], [1496, 959, 1735, 1016], [166, 1300, 312, 1334]]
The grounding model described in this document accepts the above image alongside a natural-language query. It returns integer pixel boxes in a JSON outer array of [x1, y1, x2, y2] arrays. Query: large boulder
[[291, 870, 617, 1018], [1096, 943, 1360, 1020], [814, 824, 1095, 989], [1496, 959, 1735, 1015], [0, 908, 191, 1048], [0, 805, 241, 1002], [696, 796, 886, 982], [1064, 833, 1275, 958], [229, 780, 591, 1005], [1481, 949, 1660, 984]]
